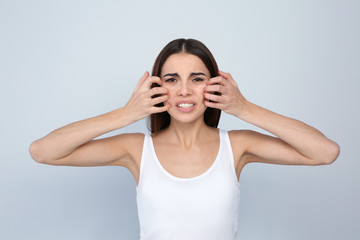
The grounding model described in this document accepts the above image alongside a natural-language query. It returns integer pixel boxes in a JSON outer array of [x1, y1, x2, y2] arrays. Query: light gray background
[[1, 0, 359, 239]]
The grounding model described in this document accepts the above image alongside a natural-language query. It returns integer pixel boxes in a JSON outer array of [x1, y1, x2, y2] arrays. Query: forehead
[[161, 53, 210, 76]]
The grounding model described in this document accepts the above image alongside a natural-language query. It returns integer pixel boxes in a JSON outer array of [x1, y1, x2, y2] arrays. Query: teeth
[[178, 103, 194, 108]]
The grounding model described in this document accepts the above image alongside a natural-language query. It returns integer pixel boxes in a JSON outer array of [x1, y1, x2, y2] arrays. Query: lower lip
[[176, 105, 196, 113]]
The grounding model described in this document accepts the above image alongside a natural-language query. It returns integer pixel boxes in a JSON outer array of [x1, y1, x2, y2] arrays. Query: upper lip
[[176, 100, 196, 106]]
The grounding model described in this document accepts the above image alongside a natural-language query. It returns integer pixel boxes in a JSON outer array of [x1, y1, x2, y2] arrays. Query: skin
[[29, 52, 340, 185]]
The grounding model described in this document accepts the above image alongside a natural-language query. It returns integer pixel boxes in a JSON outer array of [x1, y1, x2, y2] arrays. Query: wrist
[[234, 100, 253, 120], [104, 107, 136, 131]]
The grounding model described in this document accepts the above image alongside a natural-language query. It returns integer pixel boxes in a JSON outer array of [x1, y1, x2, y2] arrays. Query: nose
[[177, 81, 192, 96]]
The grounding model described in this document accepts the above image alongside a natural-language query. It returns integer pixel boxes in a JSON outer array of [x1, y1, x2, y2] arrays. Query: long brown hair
[[147, 38, 221, 133]]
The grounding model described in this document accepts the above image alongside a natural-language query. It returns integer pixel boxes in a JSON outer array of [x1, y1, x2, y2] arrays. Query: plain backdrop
[[1, 0, 359, 239]]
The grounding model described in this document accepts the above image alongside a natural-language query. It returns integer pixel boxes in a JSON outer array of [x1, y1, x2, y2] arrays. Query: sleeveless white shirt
[[136, 129, 241, 240]]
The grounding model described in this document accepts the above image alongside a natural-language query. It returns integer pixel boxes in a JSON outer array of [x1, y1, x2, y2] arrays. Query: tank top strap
[[136, 133, 153, 190], [137, 130, 240, 190], [219, 129, 240, 185]]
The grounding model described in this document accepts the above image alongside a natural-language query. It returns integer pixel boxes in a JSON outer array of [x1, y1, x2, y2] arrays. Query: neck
[[165, 118, 209, 149]]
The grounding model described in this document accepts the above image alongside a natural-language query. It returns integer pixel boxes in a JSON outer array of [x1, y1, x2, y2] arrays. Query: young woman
[[29, 38, 340, 239]]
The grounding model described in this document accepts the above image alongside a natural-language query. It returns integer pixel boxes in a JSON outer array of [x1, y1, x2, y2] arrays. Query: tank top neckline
[[148, 129, 224, 182]]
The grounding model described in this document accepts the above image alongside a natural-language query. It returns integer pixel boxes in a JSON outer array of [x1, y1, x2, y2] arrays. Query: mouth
[[177, 103, 195, 108], [175, 101, 196, 113]]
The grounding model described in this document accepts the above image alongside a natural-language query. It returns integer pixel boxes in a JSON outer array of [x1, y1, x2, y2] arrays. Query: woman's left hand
[[203, 70, 248, 118]]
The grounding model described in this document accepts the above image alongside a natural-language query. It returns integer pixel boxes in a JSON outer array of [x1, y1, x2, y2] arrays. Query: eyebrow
[[162, 72, 207, 78]]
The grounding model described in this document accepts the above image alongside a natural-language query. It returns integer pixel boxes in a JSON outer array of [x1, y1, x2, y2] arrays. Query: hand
[[124, 72, 171, 121], [203, 71, 248, 118]]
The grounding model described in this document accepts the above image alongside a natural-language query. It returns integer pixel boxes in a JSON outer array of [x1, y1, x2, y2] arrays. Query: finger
[[148, 86, 168, 97], [218, 70, 232, 80], [204, 99, 222, 110], [152, 103, 171, 113], [134, 71, 149, 91], [206, 76, 227, 86], [146, 76, 163, 89], [204, 84, 223, 93], [218, 70, 237, 86], [150, 94, 169, 105], [204, 92, 222, 103]]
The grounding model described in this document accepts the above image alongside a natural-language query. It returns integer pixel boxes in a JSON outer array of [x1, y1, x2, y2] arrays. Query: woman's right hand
[[124, 71, 171, 121]]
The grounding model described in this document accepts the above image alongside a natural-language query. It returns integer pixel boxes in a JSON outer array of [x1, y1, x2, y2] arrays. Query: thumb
[[134, 71, 149, 91], [218, 70, 237, 86]]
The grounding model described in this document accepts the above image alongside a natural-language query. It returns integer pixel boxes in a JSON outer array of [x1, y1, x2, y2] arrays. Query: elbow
[[29, 140, 47, 164], [321, 141, 340, 165]]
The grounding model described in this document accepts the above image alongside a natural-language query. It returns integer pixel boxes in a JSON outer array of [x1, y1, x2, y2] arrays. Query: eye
[[165, 78, 176, 83], [192, 77, 204, 82]]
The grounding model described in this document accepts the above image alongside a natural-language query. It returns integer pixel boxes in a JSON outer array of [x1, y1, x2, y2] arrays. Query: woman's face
[[160, 53, 211, 124]]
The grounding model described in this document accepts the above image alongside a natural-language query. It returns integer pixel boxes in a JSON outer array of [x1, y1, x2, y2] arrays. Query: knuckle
[[155, 87, 167, 94], [208, 102, 215, 108], [213, 76, 220, 81], [150, 76, 161, 82], [157, 96, 167, 102], [156, 106, 166, 113], [160, 87, 168, 93], [206, 85, 215, 92], [150, 87, 161, 95], [150, 87, 158, 94]]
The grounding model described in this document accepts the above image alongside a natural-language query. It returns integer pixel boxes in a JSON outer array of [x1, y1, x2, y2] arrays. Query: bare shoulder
[[106, 132, 145, 167], [227, 130, 263, 176], [228, 129, 270, 158], [103, 132, 144, 150], [124, 132, 145, 158], [228, 129, 258, 145], [118, 133, 145, 184], [227, 130, 252, 158], [115, 132, 145, 155], [114, 132, 145, 145]]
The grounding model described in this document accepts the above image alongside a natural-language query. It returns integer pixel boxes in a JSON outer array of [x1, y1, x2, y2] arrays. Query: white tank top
[[136, 129, 241, 240]]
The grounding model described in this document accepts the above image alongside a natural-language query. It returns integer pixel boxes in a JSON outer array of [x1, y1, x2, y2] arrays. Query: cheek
[[195, 85, 206, 96], [165, 89, 175, 102]]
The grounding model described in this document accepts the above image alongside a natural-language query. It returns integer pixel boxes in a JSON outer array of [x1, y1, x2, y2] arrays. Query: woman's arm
[[29, 72, 170, 166], [203, 71, 340, 165], [29, 108, 136, 166]]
